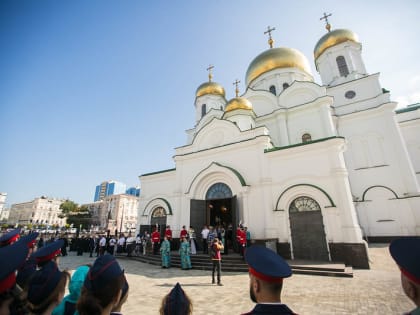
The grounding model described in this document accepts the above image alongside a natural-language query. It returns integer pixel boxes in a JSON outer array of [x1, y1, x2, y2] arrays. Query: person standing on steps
[[188, 226, 197, 255], [179, 235, 192, 270], [160, 236, 171, 268], [201, 225, 209, 254], [152, 228, 161, 255]]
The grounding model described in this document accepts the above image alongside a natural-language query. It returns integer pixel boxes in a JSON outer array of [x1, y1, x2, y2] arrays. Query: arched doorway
[[289, 196, 329, 261], [206, 183, 233, 227], [190, 182, 237, 252], [144, 206, 167, 238]]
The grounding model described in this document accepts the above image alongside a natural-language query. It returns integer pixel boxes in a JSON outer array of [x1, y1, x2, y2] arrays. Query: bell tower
[[194, 65, 226, 124], [314, 13, 367, 87]]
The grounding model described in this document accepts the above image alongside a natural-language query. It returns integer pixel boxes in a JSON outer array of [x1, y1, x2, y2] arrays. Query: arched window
[[302, 133, 312, 143], [201, 104, 206, 117], [152, 207, 166, 218], [336, 56, 349, 77], [206, 183, 232, 200], [283, 83, 289, 90], [269, 85, 276, 95], [289, 196, 321, 213]]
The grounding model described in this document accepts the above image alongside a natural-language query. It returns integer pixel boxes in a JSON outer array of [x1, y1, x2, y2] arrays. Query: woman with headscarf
[[179, 236, 192, 270], [52, 265, 90, 315]]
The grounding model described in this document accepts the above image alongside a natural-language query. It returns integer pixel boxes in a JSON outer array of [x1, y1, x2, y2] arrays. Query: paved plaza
[[58, 244, 413, 314]]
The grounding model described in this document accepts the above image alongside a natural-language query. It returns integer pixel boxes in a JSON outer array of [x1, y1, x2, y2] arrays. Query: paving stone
[[58, 244, 415, 314]]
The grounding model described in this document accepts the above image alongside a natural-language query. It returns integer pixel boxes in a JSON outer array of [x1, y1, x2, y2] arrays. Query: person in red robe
[[165, 225, 172, 241], [151, 228, 160, 255], [179, 225, 188, 239]]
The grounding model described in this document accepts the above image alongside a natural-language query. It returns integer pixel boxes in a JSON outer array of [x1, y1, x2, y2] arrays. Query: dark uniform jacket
[[241, 303, 297, 314]]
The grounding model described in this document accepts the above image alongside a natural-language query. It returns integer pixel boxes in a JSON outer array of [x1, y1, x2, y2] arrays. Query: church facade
[[136, 23, 420, 268]]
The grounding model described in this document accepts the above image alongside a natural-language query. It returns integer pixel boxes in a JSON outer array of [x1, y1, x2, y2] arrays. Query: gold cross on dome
[[233, 79, 241, 97], [320, 12, 332, 32], [264, 26, 276, 48], [206, 64, 214, 82]]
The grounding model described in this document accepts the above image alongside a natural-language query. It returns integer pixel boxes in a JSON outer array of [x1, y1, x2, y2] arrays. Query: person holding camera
[[210, 237, 224, 286]]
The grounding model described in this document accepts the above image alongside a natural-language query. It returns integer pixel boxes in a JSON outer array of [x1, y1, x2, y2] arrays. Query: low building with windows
[[8, 196, 67, 227], [136, 22, 420, 268], [84, 193, 138, 235], [0, 193, 9, 221]]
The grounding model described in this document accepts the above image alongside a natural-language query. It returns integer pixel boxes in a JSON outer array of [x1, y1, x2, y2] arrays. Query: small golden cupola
[[245, 26, 312, 87], [314, 12, 360, 61], [225, 79, 253, 112], [195, 65, 226, 98], [314, 13, 366, 86]]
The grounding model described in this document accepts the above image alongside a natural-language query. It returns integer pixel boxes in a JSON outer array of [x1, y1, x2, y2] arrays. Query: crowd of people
[[0, 228, 192, 315], [1, 226, 419, 315]]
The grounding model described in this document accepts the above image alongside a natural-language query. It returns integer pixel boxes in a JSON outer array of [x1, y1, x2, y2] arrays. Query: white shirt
[[118, 237, 126, 246], [201, 228, 209, 239], [99, 237, 106, 247]]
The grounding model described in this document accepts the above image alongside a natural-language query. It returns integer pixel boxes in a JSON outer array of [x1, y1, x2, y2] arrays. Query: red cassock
[[165, 228, 172, 240], [152, 231, 160, 243], [236, 228, 242, 242], [180, 229, 188, 238], [239, 230, 247, 246]]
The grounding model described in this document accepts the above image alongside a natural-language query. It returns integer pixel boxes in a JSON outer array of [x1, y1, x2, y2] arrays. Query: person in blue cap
[[0, 241, 29, 315], [242, 245, 297, 315], [159, 282, 192, 315], [18, 231, 39, 255], [16, 256, 37, 290], [0, 228, 21, 247], [77, 254, 127, 315], [390, 237, 420, 315], [32, 239, 64, 268], [26, 261, 70, 314], [14, 232, 40, 289]]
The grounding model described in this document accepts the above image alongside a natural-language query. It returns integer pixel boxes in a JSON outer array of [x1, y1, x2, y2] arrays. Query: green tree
[[67, 211, 92, 230], [59, 200, 93, 230], [59, 200, 78, 215]]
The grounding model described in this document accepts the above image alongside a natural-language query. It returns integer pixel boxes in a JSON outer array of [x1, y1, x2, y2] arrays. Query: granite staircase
[[117, 251, 353, 278]]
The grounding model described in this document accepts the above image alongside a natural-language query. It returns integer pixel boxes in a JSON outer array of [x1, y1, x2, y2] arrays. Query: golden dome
[[195, 81, 226, 98], [314, 29, 359, 60], [225, 97, 253, 112], [246, 47, 311, 85]]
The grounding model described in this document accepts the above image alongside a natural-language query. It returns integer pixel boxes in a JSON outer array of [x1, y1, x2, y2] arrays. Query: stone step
[[116, 252, 353, 278]]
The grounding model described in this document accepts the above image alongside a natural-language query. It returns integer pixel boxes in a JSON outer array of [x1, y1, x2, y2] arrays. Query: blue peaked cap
[[245, 245, 292, 282], [390, 237, 420, 284], [84, 254, 124, 292]]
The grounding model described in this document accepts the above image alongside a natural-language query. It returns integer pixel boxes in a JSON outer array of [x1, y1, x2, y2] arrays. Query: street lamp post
[[119, 203, 125, 235]]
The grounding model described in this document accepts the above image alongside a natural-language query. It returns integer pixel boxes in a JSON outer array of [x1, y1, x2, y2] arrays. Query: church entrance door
[[148, 206, 167, 239], [190, 183, 237, 252], [289, 196, 329, 261]]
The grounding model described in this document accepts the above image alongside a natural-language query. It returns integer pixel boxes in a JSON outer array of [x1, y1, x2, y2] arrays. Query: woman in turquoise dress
[[179, 236, 192, 269], [160, 236, 171, 268]]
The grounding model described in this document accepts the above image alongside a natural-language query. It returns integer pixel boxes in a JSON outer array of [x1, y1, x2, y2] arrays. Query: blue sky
[[1, 1, 419, 207]]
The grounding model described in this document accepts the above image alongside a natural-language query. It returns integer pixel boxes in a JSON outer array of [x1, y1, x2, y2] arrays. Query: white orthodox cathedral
[[137, 21, 420, 268]]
